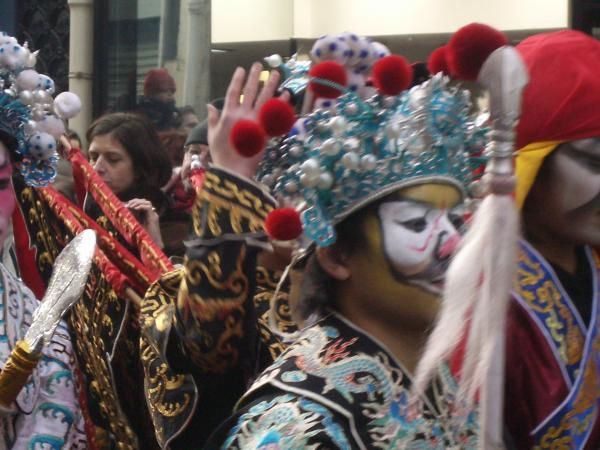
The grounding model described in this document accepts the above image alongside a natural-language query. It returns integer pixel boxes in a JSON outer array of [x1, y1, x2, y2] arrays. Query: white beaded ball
[[339, 32, 372, 72], [36, 116, 66, 139], [53, 92, 82, 119], [37, 74, 55, 93], [346, 70, 366, 94], [310, 35, 349, 65], [370, 41, 391, 60], [314, 98, 337, 112], [16, 69, 40, 91], [0, 43, 27, 70], [0, 33, 17, 46], [27, 132, 57, 160], [264, 54, 283, 68]]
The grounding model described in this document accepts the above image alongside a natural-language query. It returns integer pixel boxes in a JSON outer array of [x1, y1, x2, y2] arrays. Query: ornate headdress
[[252, 34, 488, 247], [0, 31, 81, 186], [257, 75, 487, 246]]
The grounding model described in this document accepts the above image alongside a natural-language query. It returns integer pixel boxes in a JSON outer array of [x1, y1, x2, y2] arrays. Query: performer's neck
[[525, 232, 578, 274], [335, 296, 429, 374]]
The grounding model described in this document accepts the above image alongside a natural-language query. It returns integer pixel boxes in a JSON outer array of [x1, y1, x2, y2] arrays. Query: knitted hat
[[143, 68, 176, 97], [184, 119, 208, 146]]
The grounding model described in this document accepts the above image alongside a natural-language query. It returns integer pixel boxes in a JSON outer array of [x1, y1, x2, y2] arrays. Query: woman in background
[[85, 112, 188, 257]]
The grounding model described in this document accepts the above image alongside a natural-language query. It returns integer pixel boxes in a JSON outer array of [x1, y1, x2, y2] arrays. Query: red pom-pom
[[428, 46, 450, 76], [309, 61, 348, 99], [372, 55, 412, 96], [229, 120, 266, 157], [265, 208, 303, 241], [258, 98, 296, 137], [447, 23, 508, 81]]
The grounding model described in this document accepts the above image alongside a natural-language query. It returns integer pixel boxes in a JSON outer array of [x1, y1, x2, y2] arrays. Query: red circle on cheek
[[0, 191, 16, 218]]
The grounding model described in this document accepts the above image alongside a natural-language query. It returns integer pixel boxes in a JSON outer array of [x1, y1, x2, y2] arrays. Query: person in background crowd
[[85, 113, 180, 254], [178, 105, 200, 134], [53, 131, 77, 201], [66, 129, 82, 150], [159, 129, 187, 168], [136, 68, 180, 131], [161, 119, 210, 217], [180, 118, 210, 191]]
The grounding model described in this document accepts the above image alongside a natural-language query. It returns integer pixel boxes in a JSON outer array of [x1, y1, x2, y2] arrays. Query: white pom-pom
[[310, 35, 349, 65], [0, 34, 17, 46], [370, 41, 391, 60], [16, 69, 40, 91], [53, 92, 81, 119], [338, 32, 371, 71], [313, 98, 336, 112], [0, 43, 27, 70], [37, 75, 55, 94], [264, 54, 283, 68], [346, 70, 366, 94], [36, 116, 66, 139], [27, 132, 57, 160]]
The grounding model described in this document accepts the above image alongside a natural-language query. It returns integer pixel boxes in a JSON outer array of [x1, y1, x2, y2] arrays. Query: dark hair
[[66, 129, 82, 146], [295, 203, 377, 321], [158, 130, 187, 167], [86, 112, 173, 190]]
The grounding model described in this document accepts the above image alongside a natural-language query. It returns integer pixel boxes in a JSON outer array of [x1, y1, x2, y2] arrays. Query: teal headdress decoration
[[258, 73, 488, 247], [0, 31, 81, 187]]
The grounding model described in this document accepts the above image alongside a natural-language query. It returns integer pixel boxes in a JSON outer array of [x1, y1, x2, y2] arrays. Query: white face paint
[[555, 139, 600, 210], [526, 138, 600, 246], [378, 200, 462, 293]]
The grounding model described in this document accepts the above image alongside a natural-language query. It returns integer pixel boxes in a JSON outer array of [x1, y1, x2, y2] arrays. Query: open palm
[[207, 62, 287, 179]]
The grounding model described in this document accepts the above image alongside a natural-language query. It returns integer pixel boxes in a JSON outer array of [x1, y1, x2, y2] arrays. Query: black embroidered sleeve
[[174, 167, 276, 374]]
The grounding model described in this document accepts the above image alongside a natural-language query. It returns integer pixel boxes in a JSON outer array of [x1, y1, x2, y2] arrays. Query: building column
[[67, 0, 94, 145], [183, 0, 211, 118], [157, 0, 170, 66]]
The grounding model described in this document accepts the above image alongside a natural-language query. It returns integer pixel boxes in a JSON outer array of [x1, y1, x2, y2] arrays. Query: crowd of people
[[0, 21, 597, 450]]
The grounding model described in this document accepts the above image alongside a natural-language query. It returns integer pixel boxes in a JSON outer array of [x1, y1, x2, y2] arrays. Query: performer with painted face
[[498, 30, 600, 449], [414, 26, 600, 450], [197, 42, 505, 447], [140, 28, 529, 448], [0, 33, 96, 448]]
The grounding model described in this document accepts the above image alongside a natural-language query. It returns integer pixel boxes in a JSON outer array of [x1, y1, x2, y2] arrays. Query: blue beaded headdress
[[0, 31, 81, 187], [258, 73, 488, 247]]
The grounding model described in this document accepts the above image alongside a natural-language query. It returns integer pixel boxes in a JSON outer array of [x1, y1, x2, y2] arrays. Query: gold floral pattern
[[193, 169, 274, 237], [516, 245, 585, 370], [141, 269, 198, 449]]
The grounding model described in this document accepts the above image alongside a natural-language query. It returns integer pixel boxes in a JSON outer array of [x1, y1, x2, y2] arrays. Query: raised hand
[[207, 62, 286, 179], [125, 198, 164, 249]]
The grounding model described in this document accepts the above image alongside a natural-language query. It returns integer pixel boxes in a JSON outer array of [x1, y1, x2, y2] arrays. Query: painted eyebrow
[[566, 147, 600, 163], [568, 141, 600, 156]]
